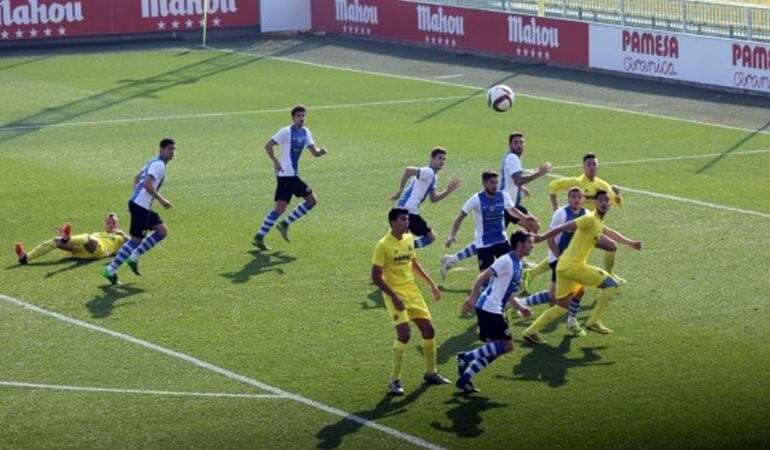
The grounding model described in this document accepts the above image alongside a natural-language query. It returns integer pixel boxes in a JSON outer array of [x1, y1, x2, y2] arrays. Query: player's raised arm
[[411, 259, 441, 301], [603, 226, 642, 251], [513, 162, 551, 187], [429, 178, 461, 203], [389, 167, 420, 201], [534, 220, 577, 243]]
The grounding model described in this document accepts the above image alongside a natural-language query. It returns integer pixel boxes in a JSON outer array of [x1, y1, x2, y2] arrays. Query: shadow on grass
[[430, 394, 507, 438], [496, 335, 613, 388], [4, 257, 100, 277], [695, 120, 770, 174], [220, 250, 297, 284], [86, 283, 145, 319], [316, 383, 431, 448], [436, 322, 478, 365], [362, 288, 385, 310]]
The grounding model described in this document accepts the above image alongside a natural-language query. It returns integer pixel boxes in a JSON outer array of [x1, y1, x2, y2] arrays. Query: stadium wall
[[311, 0, 770, 95]]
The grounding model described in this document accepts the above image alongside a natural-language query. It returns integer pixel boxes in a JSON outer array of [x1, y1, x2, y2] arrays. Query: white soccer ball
[[487, 84, 515, 112]]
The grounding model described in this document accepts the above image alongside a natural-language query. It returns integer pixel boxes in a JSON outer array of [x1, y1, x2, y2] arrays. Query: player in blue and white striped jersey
[[454, 230, 534, 394], [102, 138, 176, 285], [389, 147, 460, 249], [253, 105, 328, 251]]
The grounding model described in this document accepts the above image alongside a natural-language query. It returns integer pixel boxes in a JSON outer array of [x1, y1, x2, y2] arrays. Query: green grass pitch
[[0, 45, 768, 449]]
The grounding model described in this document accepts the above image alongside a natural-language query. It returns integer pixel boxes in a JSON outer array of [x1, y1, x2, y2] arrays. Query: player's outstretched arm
[[371, 265, 405, 310], [429, 178, 461, 203], [603, 226, 642, 251], [445, 211, 467, 248], [462, 268, 494, 314], [264, 139, 283, 173], [513, 162, 552, 187], [534, 220, 576, 243], [411, 260, 441, 301], [389, 167, 420, 201], [308, 145, 328, 157]]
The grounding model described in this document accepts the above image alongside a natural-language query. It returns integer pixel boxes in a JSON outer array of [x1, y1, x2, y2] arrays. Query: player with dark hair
[[389, 147, 460, 249], [522, 190, 642, 343], [253, 105, 328, 251], [102, 138, 176, 285], [455, 230, 534, 394], [371, 207, 450, 395]]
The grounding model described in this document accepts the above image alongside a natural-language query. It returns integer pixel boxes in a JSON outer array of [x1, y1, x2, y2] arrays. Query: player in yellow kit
[[371, 207, 450, 396], [522, 152, 625, 292], [522, 191, 642, 343], [15, 213, 128, 265]]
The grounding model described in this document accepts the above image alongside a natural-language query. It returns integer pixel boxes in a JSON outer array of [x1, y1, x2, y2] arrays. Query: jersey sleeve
[[305, 128, 315, 148], [502, 191, 515, 209], [506, 154, 523, 180], [371, 241, 387, 266], [271, 127, 289, 145], [574, 214, 594, 231], [146, 160, 165, 181], [549, 208, 567, 229], [461, 194, 479, 215], [549, 177, 579, 195], [489, 254, 512, 278], [416, 167, 433, 180]]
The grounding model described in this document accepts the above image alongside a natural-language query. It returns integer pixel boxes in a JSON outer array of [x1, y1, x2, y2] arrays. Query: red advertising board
[[311, 0, 589, 66], [0, 0, 260, 42]]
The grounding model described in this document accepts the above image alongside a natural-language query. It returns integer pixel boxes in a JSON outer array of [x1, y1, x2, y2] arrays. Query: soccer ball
[[487, 84, 515, 112]]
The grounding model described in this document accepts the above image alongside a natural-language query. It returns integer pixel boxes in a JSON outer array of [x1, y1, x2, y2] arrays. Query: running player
[[389, 147, 460, 249], [441, 171, 536, 278], [455, 230, 534, 394], [253, 105, 328, 251], [371, 207, 450, 395], [522, 190, 642, 343], [102, 138, 175, 285], [15, 214, 128, 264]]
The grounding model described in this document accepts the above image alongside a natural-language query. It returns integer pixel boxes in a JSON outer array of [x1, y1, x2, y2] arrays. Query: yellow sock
[[67, 234, 90, 246], [390, 340, 408, 381], [422, 338, 437, 374], [524, 305, 567, 334], [588, 287, 618, 325], [26, 240, 57, 261], [604, 251, 616, 273], [531, 257, 550, 278]]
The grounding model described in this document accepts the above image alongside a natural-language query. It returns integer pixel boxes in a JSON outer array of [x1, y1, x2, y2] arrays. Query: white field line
[[0, 381, 284, 399], [209, 47, 770, 137], [549, 148, 770, 170], [0, 294, 444, 450], [545, 172, 770, 219], [0, 95, 472, 132]]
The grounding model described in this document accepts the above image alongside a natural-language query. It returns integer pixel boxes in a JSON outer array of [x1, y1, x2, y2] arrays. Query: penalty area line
[[0, 381, 284, 399], [0, 293, 445, 450]]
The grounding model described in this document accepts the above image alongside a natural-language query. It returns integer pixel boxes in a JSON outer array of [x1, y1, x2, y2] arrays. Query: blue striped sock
[[130, 232, 165, 259], [522, 290, 551, 306], [414, 235, 432, 249], [284, 202, 314, 225], [107, 240, 140, 274], [567, 297, 581, 325], [454, 243, 476, 261], [257, 210, 281, 238], [462, 342, 506, 361], [462, 355, 497, 380]]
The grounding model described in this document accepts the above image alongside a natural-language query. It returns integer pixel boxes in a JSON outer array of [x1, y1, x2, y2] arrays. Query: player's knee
[[396, 324, 411, 343], [305, 195, 317, 207], [576, 287, 586, 299], [421, 323, 435, 340], [504, 340, 514, 353], [427, 232, 436, 242]]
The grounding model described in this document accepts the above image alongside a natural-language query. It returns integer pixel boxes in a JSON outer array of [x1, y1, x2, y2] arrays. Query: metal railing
[[427, 0, 770, 42]]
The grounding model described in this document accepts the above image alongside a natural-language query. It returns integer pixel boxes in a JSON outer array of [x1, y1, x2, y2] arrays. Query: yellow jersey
[[559, 213, 605, 264], [549, 174, 622, 212], [67, 231, 127, 259], [372, 232, 416, 288]]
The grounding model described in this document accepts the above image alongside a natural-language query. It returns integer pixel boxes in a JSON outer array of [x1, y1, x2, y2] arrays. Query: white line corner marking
[[0, 294, 444, 450]]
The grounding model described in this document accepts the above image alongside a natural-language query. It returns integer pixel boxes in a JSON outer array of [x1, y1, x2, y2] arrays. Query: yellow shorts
[[383, 284, 432, 326], [555, 260, 611, 299], [67, 242, 103, 260]]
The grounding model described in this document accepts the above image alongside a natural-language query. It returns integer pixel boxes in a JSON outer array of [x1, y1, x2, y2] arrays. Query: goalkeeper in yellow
[[522, 190, 642, 343], [371, 207, 450, 396], [15, 213, 128, 265], [522, 152, 624, 292]]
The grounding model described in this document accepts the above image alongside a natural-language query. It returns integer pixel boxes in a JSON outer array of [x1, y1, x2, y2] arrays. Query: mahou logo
[[141, 0, 238, 18], [416, 5, 464, 36], [0, 0, 83, 26], [507, 16, 559, 48], [732, 43, 770, 70], [622, 30, 679, 58], [334, 0, 378, 25]]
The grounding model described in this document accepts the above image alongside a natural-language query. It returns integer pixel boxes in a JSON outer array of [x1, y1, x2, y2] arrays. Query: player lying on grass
[[15, 213, 128, 265]]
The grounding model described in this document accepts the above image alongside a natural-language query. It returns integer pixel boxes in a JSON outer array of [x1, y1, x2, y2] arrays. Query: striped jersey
[[475, 252, 523, 314], [461, 190, 515, 248], [130, 157, 166, 210], [272, 125, 315, 177], [499, 151, 523, 206], [396, 166, 437, 214], [547, 205, 587, 263]]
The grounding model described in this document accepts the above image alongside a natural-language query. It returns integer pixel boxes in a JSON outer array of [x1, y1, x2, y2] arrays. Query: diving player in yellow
[[371, 207, 450, 396], [15, 213, 128, 265], [522, 190, 642, 343], [522, 152, 624, 292]]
